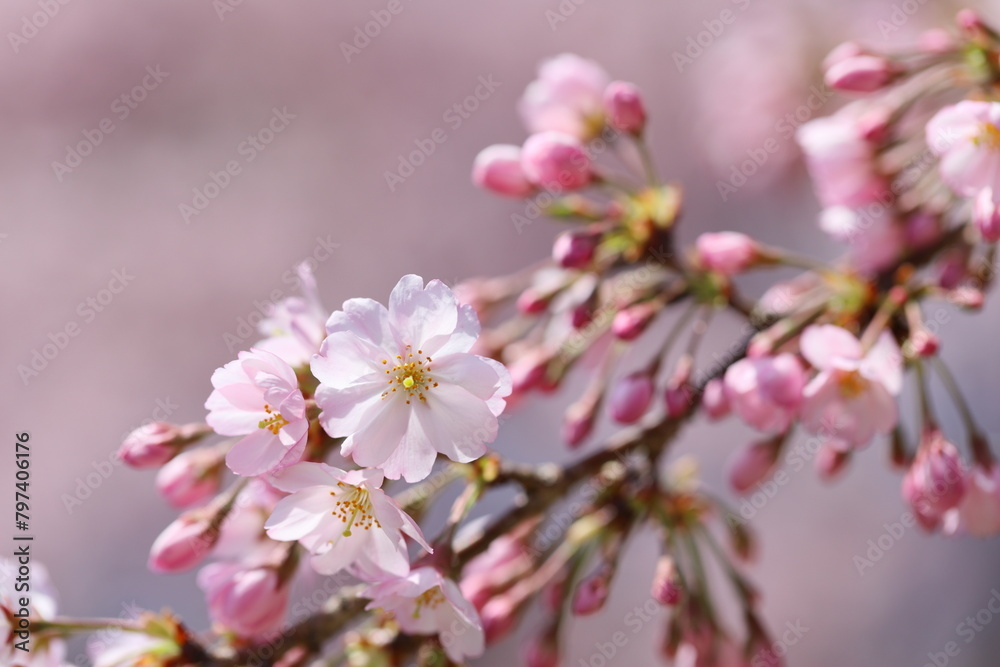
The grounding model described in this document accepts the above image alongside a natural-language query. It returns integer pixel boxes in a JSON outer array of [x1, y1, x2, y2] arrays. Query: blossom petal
[[800, 324, 862, 370]]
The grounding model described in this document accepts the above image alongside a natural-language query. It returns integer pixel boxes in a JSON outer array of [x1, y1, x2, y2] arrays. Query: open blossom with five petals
[[926, 100, 1000, 197], [311, 275, 511, 482], [799, 325, 902, 449], [364, 567, 485, 663], [265, 462, 430, 577], [205, 348, 308, 477]]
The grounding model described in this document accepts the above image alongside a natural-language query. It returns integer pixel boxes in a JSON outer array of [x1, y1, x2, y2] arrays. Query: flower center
[[412, 586, 446, 618], [258, 404, 289, 434], [973, 123, 1000, 151], [331, 482, 380, 536], [381, 345, 439, 405], [836, 370, 869, 399]]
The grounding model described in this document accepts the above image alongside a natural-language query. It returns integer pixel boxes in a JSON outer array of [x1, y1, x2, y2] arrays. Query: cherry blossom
[[364, 567, 484, 663], [312, 274, 511, 482], [205, 348, 308, 477], [265, 462, 430, 577]]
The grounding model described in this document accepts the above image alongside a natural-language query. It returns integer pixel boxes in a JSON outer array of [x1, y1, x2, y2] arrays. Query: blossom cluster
[[16, 10, 1000, 667]]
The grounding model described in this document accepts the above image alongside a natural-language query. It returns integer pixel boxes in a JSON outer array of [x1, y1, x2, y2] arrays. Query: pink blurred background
[[4, 0, 1000, 664]]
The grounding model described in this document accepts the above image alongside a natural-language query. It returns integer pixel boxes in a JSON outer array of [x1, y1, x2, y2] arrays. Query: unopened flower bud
[[814, 443, 850, 481], [562, 399, 596, 449], [702, 378, 730, 420], [608, 372, 655, 424], [472, 144, 535, 198], [612, 302, 657, 340], [572, 570, 609, 616], [694, 232, 760, 276], [148, 512, 218, 573], [651, 556, 682, 606], [156, 447, 225, 508], [553, 229, 601, 269], [727, 439, 780, 495], [517, 288, 550, 314], [973, 187, 1000, 242], [903, 429, 967, 530], [119, 422, 205, 468], [603, 81, 646, 134], [825, 54, 898, 93], [521, 131, 592, 191]]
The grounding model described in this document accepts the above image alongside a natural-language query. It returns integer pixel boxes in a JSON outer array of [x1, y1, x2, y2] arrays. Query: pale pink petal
[[226, 430, 288, 477], [800, 324, 863, 370], [342, 397, 411, 469]]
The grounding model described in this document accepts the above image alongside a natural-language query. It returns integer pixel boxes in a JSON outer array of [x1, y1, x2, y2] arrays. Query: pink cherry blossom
[[943, 465, 1000, 537], [473, 144, 535, 198], [723, 354, 806, 434], [311, 275, 511, 482], [608, 372, 655, 424], [197, 562, 289, 638], [205, 348, 308, 478], [460, 533, 532, 611], [265, 462, 430, 577], [519, 53, 610, 140], [364, 567, 484, 663], [797, 109, 887, 209], [148, 511, 218, 573], [799, 325, 902, 449], [118, 422, 206, 468], [255, 262, 328, 367], [926, 100, 1000, 196]]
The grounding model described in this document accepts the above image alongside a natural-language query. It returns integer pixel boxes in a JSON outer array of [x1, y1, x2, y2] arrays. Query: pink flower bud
[[148, 513, 217, 573], [521, 131, 592, 191], [570, 303, 593, 329], [603, 81, 646, 134], [903, 429, 967, 530], [904, 329, 940, 358], [553, 229, 600, 269], [694, 232, 760, 276], [509, 351, 550, 393], [973, 187, 1000, 242], [562, 402, 596, 449], [571, 571, 609, 616], [702, 379, 730, 420], [473, 144, 535, 198], [947, 286, 985, 309], [664, 384, 693, 419], [156, 447, 224, 508], [517, 288, 550, 314], [727, 440, 780, 495], [480, 596, 518, 644], [118, 422, 185, 468], [612, 302, 656, 340], [825, 55, 897, 93], [814, 443, 850, 481], [822, 42, 865, 71], [608, 372, 655, 424], [199, 563, 289, 638], [651, 556, 682, 606]]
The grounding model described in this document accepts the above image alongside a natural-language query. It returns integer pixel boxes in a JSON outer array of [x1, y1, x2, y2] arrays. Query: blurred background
[[3, 0, 1000, 664]]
